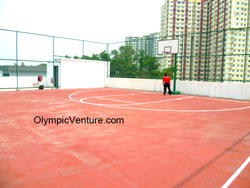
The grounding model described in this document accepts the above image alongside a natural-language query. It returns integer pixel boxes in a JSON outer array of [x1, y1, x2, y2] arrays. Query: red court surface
[[0, 88, 249, 188]]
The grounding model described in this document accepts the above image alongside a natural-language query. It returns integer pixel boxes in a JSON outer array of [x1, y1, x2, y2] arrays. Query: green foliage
[[161, 67, 175, 79], [65, 55, 71, 58], [38, 63, 47, 67], [136, 50, 161, 78], [91, 54, 100, 60], [99, 51, 110, 61], [64, 46, 174, 80], [81, 55, 91, 60], [110, 46, 138, 78], [110, 46, 162, 79], [80, 52, 110, 61]]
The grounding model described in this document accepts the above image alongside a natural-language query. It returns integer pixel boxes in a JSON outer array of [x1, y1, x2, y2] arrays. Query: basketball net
[[163, 51, 171, 55]]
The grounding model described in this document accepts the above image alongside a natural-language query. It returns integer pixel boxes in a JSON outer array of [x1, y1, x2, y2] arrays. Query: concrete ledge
[[105, 78, 250, 101]]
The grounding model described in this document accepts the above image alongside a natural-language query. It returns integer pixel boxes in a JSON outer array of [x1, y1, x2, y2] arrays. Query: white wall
[[60, 59, 107, 89], [0, 77, 17, 88], [105, 78, 250, 101], [0, 76, 46, 88], [0, 59, 108, 89], [176, 80, 250, 100], [105, 77, 163, 92]]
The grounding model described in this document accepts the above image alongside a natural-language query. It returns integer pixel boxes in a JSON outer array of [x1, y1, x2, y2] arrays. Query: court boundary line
[[194, 96, 250, 104], [69, 89, 250, 112], [81, 95, 194, 107], [0, 87, 110, 95], [96, 97, 135, 104], [68, 88, 133, 102], [172, 132, 250, 188], [221, 156, 250, 188]]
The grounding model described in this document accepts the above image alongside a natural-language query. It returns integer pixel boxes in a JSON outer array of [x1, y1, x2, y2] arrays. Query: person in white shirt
[[33, 75, 44, 90]]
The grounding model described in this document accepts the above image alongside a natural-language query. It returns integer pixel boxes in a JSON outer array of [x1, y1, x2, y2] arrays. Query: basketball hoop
[[162, 51, 171, 55], [158, 39, 179, 55]]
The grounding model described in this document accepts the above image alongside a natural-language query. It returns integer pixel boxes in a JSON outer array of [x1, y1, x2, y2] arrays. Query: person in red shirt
[[162, 74, 172, 95]]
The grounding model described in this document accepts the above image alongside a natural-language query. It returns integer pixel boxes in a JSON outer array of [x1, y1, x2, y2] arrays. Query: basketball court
[[0, 88, 249, 188]]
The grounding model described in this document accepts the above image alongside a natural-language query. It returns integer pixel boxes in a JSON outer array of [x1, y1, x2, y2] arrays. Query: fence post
[[82, 40, 84, 57], [243, 28, 249, 83], [53, 36, 55, 89], [173, 54, 177, 92], [180, 32, 184, 80], [16, 31, 19, 90], [106, 43, 110, 78]]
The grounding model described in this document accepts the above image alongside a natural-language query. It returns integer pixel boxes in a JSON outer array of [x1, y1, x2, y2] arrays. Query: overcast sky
[[0, 0, 164, 43]]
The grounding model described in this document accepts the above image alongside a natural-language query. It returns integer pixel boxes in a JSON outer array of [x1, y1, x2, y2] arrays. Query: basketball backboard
[[158, 39, 179, 55]]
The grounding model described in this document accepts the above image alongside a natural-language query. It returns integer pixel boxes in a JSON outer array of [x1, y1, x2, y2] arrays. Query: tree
[[99, 51, 110, 61], [81, 55, 91, 60], [63, 45, 165, 79], [137, 50, 161, 78], [110, 45, 138, 78], [161, 67, 175, 79], [38, 63, 47, 67], [110, 49, 120, 76], [91, 54, 100, 60]]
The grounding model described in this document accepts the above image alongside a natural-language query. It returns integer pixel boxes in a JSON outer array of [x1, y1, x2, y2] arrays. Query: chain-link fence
[[1, 27, 249, 90], [0, 29, 109, 90], [111, 27, 250, 83]]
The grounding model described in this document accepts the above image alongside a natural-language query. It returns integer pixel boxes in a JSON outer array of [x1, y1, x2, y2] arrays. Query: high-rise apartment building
[[161, 0, 250, 82], [125, 33, 160, 58]]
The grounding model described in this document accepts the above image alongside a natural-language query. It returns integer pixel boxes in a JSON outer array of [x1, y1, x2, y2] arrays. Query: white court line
[[0, 87, 107, 95], [0, 87, 130, 95], [221, 156, 250, 188], [195, 96, 250, 104], [79, 99, 250, 112], [70, 91, 154, 102], [69, 90, 250, 112], [68, 88, 126, 102], [96, 97, 135, 104], [112, 96, 194, 106], [87, 96, 194, 107]]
